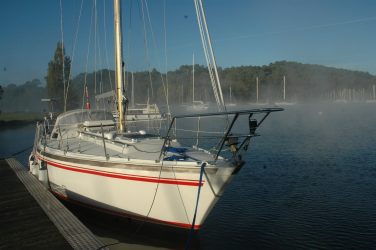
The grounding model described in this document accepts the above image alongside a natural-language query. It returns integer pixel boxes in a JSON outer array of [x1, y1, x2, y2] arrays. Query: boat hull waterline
[[34, 149, 236, 230], [30, 108, 282, 229]]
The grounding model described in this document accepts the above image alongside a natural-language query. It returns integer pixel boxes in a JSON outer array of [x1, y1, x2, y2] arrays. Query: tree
[[45, 42, 77, 111], [0, 85, 3, 113]]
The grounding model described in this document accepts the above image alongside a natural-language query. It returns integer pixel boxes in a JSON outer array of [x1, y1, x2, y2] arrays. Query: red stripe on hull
[[51, 190, 200, 230], [37, 155, 203, 187]]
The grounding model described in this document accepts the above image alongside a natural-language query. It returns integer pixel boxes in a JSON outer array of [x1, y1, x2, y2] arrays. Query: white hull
[[186, 100, 209, 111], [35, 143, 235, 229], [31, 0, 284, 232], [333, 99, 348, 103], [274, 101, 296, 106], [126, 113, 162, 121], [186, 106, 209, 111], [112, 104, 162, 122], [30, 108, 281, 230], [248, 102, 269, 106], [366, 99, 376, 103]]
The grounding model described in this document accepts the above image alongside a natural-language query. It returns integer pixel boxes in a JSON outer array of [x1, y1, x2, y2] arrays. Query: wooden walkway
[[0, 158, 107, 249]]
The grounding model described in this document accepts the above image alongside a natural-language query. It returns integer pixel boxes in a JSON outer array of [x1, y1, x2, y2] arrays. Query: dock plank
[[1, 158, 107, 250]]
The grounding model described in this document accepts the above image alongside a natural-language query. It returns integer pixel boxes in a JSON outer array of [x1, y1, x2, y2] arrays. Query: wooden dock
[[0, 158, 107, 249]]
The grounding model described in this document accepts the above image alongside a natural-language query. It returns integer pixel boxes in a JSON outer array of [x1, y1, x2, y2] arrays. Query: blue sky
[[0, 0, 376, 85]]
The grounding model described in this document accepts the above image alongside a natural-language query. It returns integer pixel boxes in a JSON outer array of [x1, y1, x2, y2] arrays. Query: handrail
[[214, 113, 239, 161], [100, 124, 109, 160], [49, 108, 283, 163], [172, 107, 283, 119], [158, 107, 284, 162]]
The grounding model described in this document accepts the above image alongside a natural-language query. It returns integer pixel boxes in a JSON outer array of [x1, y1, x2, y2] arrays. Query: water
[[0, 123, 35, 165], [2, 103, 376, 249]]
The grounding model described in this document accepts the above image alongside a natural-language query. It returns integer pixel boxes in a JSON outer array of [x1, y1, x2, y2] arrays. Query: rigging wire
[[143, 0, 171, 115], [194, 0, 220, 110], [163, 0, 171, 116], [94, 0, 97, 101], [0, 146, 33, 161], [171, 166, 191, 226], [139, 0, 154, 98], [129, 158, 165, 238], [198, 0, 226, 108], [66, 0, 84, 112], [59, 0, 66, 112], [103, 0, 113, 92], [94, 0, 105, 109], [194, 0, 226, 112], [125, 0, 134, 95], [117, 0, 172, 116], [59, 0, 84, 112], [82, 1, 95, 110], [185, 162, 206, 250]]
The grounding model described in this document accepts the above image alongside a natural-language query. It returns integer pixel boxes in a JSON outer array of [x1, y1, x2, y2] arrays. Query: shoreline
[[0, 112, 42, 127], [0, 119, 40, 127]]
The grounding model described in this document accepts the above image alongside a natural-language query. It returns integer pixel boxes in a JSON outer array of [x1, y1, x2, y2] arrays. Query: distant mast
[[283, 75, 286, 101], [114, 0, 124, 132], [256, 76, 259, 103], [131, 72, 135, 108], [230, 84, 232, 103], [373, 84, 376, 100], [192, 53, 195, 103]]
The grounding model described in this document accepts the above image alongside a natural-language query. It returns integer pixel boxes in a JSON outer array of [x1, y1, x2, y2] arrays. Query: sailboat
[[249, 76, 268, 106], [186, 53, 209, 111], [227, 83, 236, 107], [126, 73, 162, 122], [29, 0, 282, 230], [95, 72, 162, 122], [366, 84, 376, 103], [275, 75, 296, 106]]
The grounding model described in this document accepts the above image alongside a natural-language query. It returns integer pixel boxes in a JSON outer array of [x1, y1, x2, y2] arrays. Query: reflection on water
[[0, 123, 35, 166], [201, 103, 376, 249], [2, 103, 376, 249], [63, 201, 199, 249]]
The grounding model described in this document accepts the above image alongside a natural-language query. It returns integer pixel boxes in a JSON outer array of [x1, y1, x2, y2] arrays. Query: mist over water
[[201, 103, 376, 249], [1, 103, 376, 249]]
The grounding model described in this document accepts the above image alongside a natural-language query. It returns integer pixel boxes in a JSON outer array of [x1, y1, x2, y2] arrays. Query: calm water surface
[[1, 103, 376, 249]]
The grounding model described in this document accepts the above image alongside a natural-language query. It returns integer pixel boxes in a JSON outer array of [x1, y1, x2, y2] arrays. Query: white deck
[[45, 133, 216, 164]]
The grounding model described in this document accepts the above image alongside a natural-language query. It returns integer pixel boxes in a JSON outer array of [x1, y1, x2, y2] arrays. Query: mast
[[114, 0, 125, 132], [283, 75, 286, 101], [373, 84, 376, 100], [131, 72, 135, 107], [181, 82, 184, 104], [229, 84, 232, 103], [256, 76, 259, 103], [192, 53, 195, 103]]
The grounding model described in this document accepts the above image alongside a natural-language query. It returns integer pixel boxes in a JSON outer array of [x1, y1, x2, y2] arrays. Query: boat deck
[[46, 135, 216, 164], [0, 158, 106, 249]]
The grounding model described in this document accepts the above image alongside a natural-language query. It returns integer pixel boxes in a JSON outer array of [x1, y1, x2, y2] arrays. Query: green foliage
[[0, 85, 3, 113], [2, 60, 375, 114], [0, 112, 42, 122], [45, 42, 78, 111], [70, 61, 376, 106], [0, 79, 46, 112]]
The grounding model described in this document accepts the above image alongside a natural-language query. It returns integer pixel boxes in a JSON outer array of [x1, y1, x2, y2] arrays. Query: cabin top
[[53, 109, 114, 128]]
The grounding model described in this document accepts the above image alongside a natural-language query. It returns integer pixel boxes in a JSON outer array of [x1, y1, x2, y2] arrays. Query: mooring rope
[[185, 162, 206, 250], [0, 145, 33, 160]]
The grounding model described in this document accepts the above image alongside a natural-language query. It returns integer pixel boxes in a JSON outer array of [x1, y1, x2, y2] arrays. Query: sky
[[0, 0, 376, 85]]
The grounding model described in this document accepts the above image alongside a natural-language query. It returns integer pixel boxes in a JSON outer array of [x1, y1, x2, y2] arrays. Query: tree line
[[1, 43, 376, 113]]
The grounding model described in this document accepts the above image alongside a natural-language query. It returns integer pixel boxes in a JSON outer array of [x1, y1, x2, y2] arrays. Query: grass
[[0, 112, 42, 122]]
